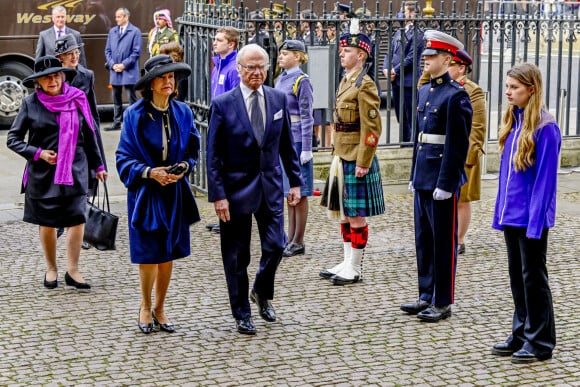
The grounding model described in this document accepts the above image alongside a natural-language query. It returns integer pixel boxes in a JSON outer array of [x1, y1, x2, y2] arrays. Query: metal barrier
[[178, 0, 580, 193]]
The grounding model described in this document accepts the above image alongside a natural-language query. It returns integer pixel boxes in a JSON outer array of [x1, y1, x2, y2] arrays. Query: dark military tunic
[[410, 72, 472, 306]]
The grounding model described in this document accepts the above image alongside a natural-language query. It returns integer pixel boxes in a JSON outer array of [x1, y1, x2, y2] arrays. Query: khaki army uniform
[[456, 74, 486, 202], [148, 27, 178, 56], [333, 68, 382, 168]]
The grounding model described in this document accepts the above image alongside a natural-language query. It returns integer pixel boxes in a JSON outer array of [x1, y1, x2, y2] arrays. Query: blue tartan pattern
[[342, 156, 385, 217]]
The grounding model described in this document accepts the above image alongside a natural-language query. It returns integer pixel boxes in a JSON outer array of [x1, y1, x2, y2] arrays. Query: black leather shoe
[[417, 304, 452, 322], [400, 299, 430, 315], [56, 227, 65, 239], [511, 349, 552, 364], [152, 311, 175, 333], [458, 243, 465, 255], [138, 309, 153, 334], [491, 342, 520, 356], [211, 225, 220, 233], [330, 274, 360, 286], [205, 223, 219, 231], [235, 317, 256, 335], [319, 268, 338, 279], [283, 243, 305, 257], [81, 241, 91, 250], [43, 273, 58, 289], [250, 289, 276, 322], [64, 272, 91, 290]]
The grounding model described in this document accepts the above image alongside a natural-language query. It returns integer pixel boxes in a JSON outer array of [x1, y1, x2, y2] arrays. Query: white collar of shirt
[[240, 83, 263, 102], [240, 83, 265, 120]]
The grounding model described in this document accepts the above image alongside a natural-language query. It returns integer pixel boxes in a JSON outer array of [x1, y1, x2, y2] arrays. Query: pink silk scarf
[[37, 82, 95, 185]]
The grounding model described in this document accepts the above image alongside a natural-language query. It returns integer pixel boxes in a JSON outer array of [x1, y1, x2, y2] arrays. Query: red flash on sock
[[340, 223, 352, 242], [351, 225, 368, 249]]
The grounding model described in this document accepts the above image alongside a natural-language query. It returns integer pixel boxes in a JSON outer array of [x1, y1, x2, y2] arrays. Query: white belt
[[290, 115, 301, 123], [418, 132, 446, 144]]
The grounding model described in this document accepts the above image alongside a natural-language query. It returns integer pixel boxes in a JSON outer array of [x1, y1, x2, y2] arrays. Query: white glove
[[408, 181, 415, 193], [300, 150, 313, 165], [433, 188, 452, 200]]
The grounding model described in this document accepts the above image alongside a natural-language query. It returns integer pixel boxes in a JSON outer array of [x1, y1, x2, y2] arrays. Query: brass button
[[426, 102, 430, 106], [419, 146, 423, 150], [423, 117, 427, 120], [434, 108, 438, 112], [430, 88, 434, 92]]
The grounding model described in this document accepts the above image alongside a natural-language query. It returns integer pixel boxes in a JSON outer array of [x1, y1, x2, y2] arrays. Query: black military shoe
[[417, 304, 452, 322], [400, 299, 430, 315], [491, 342, 520, 356], [511, 349, 552, 364]]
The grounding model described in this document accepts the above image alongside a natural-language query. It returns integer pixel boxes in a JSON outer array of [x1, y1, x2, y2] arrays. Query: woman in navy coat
[[116, 55, 200, 334]]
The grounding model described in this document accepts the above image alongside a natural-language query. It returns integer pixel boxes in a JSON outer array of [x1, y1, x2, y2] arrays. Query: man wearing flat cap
[[319, 28, 385, 286], [402, 30, 472, 322]]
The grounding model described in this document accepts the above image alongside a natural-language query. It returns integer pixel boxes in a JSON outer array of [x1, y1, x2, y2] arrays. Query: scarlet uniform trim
[[426, 39, 458, 55]]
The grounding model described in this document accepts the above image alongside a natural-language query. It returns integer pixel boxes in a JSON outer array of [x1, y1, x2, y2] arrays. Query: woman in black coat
[[6, 56, 107, 290]]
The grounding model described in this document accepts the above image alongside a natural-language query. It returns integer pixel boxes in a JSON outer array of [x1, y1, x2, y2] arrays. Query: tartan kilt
[[342, 156, 385, 217]]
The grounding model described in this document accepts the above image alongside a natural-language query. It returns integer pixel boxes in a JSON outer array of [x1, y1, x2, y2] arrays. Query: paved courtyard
[[1, 129, 579, 385]]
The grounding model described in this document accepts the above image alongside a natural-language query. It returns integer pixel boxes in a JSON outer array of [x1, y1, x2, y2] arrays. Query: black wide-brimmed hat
[[54, 34, 84, 55], [135, 54, 191, 90], [23, 55, 76, 88]]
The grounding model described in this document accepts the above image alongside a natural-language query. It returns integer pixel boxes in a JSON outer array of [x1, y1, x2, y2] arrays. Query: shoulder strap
[[292, 74, 309, 96]]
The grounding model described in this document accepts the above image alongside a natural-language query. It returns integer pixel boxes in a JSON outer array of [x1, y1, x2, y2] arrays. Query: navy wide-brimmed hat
[[135, 54, 191, 90], [279, 39, 306, 53], [22, 55, 76, 88], [54, 34, 84, 55]]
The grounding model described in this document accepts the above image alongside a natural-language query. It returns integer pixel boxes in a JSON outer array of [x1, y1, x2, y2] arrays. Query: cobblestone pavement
[[1, 130, 579, 385]]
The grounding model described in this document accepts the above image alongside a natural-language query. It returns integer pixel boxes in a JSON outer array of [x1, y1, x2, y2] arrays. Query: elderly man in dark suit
[[207, 44, 302, 335], [104, 7, 142, 131], [36, 5, 87, 67], [383, 1, 424, 143]]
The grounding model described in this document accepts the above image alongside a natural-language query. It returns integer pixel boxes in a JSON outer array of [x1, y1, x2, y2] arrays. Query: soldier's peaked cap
[[451, 49, 472, 66], [422, 30, 464, 56]]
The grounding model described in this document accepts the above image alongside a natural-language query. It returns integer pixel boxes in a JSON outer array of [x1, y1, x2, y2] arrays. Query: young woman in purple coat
[[491, 63, 561, 364]]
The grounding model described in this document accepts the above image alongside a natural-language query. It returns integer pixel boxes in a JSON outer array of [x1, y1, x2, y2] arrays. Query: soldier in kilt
[[320, 23, 385, 286]]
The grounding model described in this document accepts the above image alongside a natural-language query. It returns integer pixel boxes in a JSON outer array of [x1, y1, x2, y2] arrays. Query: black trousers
[[504, 226, 556, 356], [414, 190, 458, 306], [112, 85, 137, 126], [219, 200, 285, 320]]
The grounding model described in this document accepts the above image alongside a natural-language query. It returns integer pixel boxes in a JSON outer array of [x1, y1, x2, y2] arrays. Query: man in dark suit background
[[383, 1, 424, 143], [104, 7, 142, 131], [207, 44, 302, 335], [36, 5, 87, 67]]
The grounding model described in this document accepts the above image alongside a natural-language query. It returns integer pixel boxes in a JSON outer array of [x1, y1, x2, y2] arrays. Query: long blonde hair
[[498, 63, 544, 171]]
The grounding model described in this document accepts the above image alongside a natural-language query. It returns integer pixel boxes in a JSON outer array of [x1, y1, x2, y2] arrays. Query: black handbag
[[84, 181, 118, 251]]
